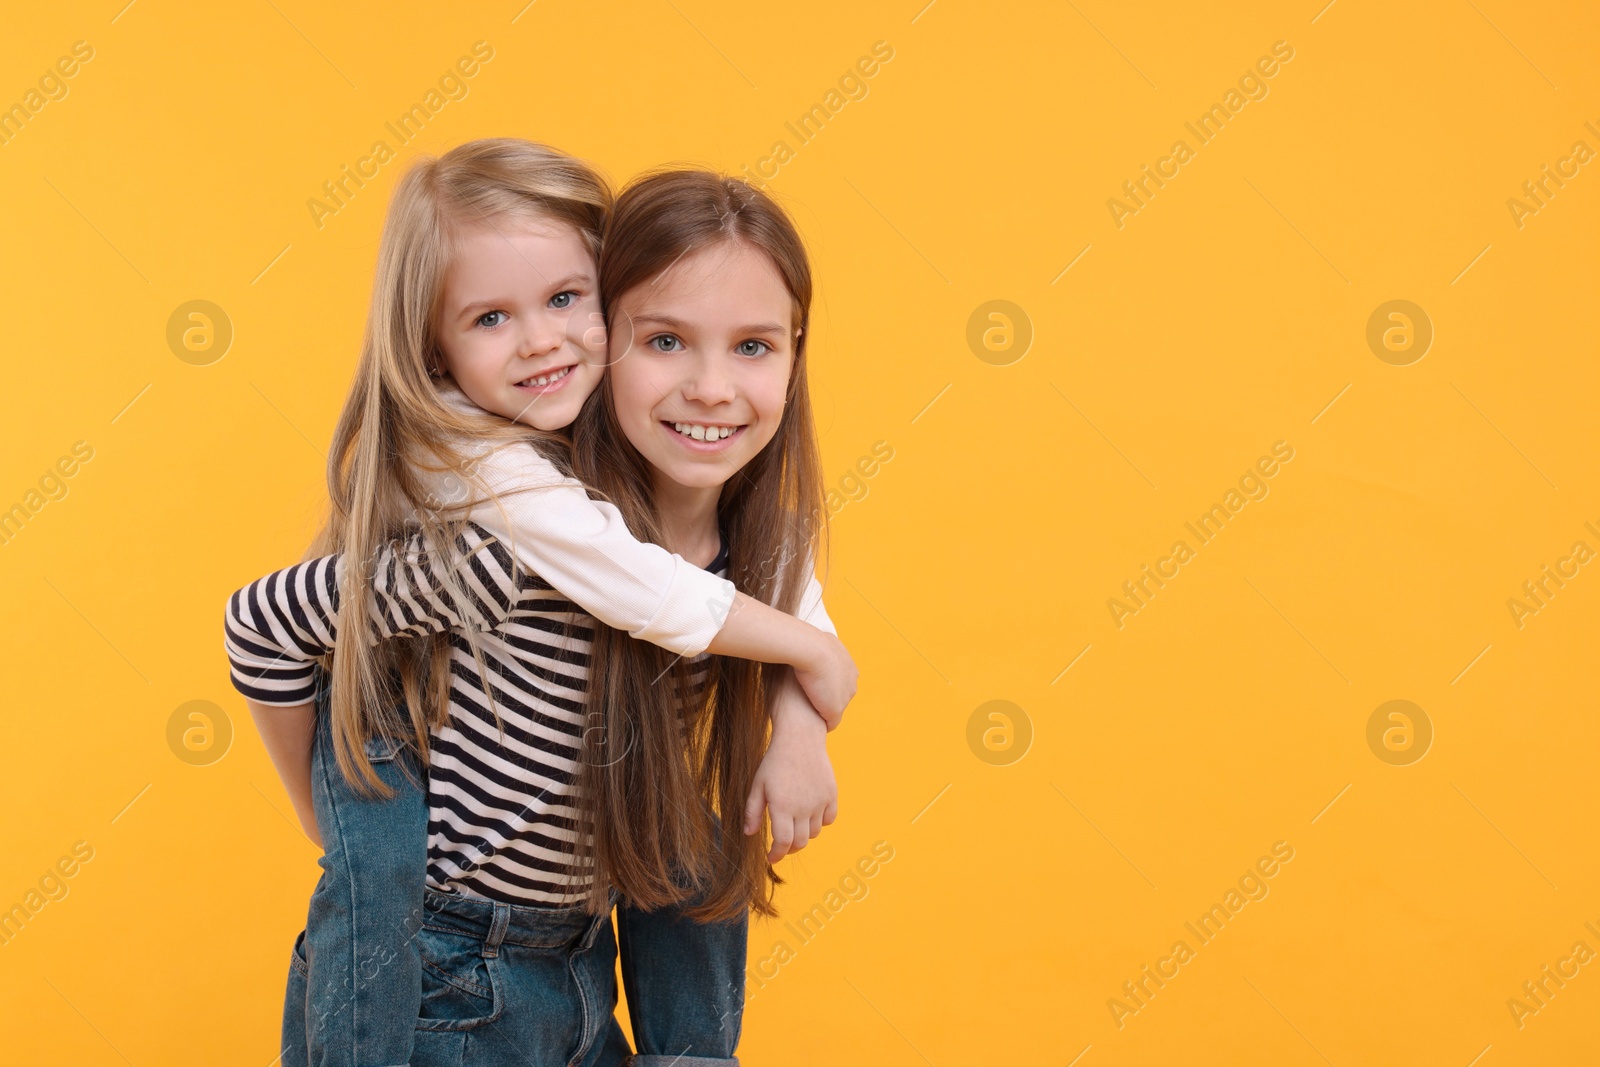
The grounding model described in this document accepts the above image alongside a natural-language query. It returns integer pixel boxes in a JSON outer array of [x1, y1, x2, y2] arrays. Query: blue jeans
[[409, 886, 632, 1067], [280, 668, 747, 1066], [282, 676, 429, 1067]]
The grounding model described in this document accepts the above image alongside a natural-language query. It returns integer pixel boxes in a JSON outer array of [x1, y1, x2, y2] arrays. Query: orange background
[[1, 1, 1597, 1063]]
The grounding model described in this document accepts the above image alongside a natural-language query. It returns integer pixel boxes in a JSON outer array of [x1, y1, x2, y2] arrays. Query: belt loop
[[580, 887, 620, 949], [482, 902, 511, 959]]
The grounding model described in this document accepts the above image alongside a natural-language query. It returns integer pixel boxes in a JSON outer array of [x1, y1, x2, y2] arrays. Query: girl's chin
[[637, 446, 747, 492], [502, 388, 587, 429], [653, 461, 739, 491]]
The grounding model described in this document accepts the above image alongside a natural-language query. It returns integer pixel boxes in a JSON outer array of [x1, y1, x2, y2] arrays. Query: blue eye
[[648, 335, 682, 353], [476, 310, 507, 329], [736, 340, 771, 357], [550, 291, 578, 309]]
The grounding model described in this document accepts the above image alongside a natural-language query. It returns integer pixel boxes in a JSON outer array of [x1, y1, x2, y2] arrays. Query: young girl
[[225, 141, 844, 1064]]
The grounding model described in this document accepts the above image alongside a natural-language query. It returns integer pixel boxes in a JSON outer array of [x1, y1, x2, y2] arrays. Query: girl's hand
[[791, 630, 857, 731], [743, 679, 837, 863]]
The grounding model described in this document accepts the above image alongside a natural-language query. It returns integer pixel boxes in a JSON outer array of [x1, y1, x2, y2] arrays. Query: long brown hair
[[307, 138, 611, 797], [570, 170, 827, 921]]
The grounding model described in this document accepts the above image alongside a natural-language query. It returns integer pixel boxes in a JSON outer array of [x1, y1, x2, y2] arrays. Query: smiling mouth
[[666, 421, 745, 442], [515, 365, 574, 388]]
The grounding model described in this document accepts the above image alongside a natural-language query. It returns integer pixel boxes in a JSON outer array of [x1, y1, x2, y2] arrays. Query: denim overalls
[[279, 667, 748, 1066]]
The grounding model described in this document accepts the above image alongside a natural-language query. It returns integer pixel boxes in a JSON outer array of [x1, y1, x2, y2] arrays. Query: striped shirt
[[226, 520, 733, 905]]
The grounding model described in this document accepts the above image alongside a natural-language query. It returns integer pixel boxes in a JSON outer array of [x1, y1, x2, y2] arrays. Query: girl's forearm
[[767, 668, 825, 731], [246, 699, 320, 843], [706, 592, 855, 727], [705, 591, 827, 669]]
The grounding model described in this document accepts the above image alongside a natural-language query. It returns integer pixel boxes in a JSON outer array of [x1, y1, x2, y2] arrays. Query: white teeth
[[519, 366, 571, 387], [672, 423, 735, 440]]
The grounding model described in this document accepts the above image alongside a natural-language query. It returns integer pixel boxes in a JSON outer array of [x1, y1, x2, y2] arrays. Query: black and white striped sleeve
[[224, 523, 518, 706]]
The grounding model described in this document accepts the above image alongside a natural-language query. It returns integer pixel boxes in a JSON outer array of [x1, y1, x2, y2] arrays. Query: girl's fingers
[[743, 780, 766, 836], [769, 815, 794, 862], [766, 803, 838, 861]]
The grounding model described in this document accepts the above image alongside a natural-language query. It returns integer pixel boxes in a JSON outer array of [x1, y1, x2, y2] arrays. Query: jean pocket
[[283, 931, 312, 1067], [415, 926, 502, 1031], [289, 928, 310, 978], [364, 734, 404, 764]]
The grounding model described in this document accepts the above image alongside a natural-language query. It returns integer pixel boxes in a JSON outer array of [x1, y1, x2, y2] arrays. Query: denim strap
[[482, 901, 511, 958]]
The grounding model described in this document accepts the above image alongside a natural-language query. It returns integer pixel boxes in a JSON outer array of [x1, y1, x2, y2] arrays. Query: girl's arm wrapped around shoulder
[[444, 441, 854, 718], [456, 440, 739, 656]]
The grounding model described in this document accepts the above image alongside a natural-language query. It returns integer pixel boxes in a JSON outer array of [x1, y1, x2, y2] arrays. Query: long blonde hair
[[571, 170, 827, 921], [306, 138, 611, 797]]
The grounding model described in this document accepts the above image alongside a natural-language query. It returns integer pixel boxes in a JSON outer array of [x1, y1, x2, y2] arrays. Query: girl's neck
[[649, 474, 723, 568]]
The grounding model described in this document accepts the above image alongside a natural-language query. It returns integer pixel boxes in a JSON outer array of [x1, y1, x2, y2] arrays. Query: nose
[[680, 351, 737, 407], [518, 311, 565, 361]]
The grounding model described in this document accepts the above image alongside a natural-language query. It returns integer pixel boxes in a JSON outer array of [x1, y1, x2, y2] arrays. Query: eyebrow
[[453, 300, 504, 321], [630, 313, 787, 335], [451, 273, 593, 321]]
